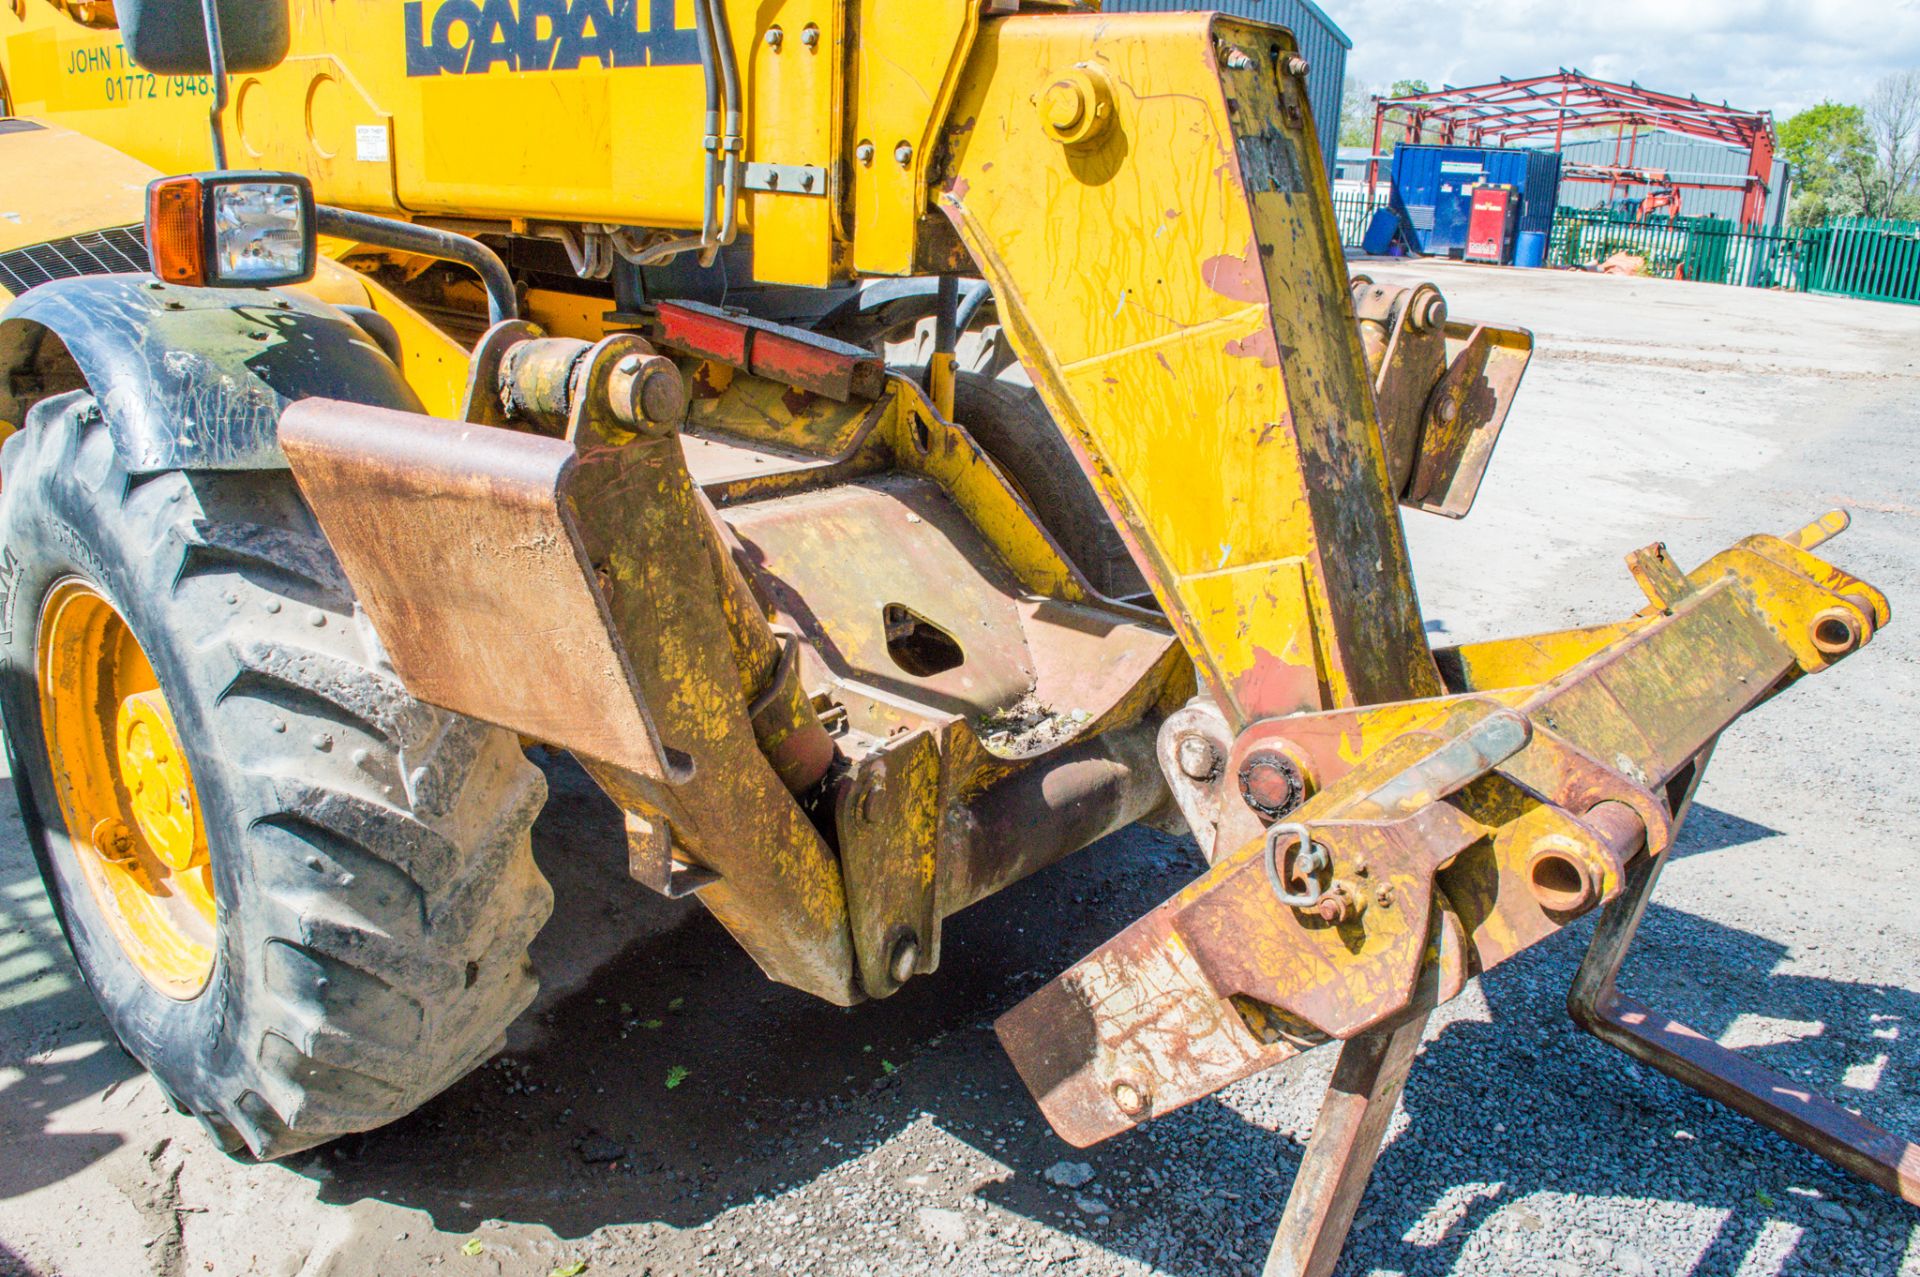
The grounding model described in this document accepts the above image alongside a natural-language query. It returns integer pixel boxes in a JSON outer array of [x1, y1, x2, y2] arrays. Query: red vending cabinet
[[1465, 185, 1520, 264]]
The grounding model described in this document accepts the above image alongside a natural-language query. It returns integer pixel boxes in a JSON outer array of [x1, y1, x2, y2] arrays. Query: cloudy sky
[[1322, 0, 1920, 120]]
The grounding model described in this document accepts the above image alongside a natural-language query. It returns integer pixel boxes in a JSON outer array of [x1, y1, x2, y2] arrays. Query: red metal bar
[[1368, 107, 1383, 202], [1375, 71, 1769, 154]]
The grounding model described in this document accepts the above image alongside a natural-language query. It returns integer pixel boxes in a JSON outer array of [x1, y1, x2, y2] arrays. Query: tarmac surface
[[2, 261, 1918, 1276]]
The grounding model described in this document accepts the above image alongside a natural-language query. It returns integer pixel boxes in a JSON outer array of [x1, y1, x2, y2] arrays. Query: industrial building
[[1554, 130, 1793, 229], [1371, 72, 1780, 229]]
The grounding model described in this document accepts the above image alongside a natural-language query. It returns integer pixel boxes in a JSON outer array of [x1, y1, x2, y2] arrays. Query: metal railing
[[1331, 191, 1390, 249], [1334, 198, 1920, 307], [1546, 210, 1817, 291], [1806, 217, 1920, 306]]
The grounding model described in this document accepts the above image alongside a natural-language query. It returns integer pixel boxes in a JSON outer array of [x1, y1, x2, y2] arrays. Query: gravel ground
[[2, 263, 1918, 1277]]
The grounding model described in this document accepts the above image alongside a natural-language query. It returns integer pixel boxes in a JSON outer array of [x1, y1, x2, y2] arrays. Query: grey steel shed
[[1099, 0, 1352, 175], [1555, 130, 1793, 230]]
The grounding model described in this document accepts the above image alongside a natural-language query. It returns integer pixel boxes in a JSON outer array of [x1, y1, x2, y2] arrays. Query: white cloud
[[1324, 0, 1920, 118]]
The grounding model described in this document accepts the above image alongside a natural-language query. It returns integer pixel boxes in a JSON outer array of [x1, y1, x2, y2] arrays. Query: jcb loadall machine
[[0, 1, 1910, 1270]]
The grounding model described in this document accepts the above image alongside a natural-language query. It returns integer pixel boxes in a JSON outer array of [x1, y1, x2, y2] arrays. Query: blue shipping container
[[1389, 144, 1562, 257]]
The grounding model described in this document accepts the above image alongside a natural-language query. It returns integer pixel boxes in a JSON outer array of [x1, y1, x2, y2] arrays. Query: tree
[[1389, 79, 1431, 100], [1337, 77, 1374, 149], [1777, 102, 1876, 225], [1864, 70, 1920, 219]]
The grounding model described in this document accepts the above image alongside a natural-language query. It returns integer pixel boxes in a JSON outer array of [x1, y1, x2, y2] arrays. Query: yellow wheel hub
[[117, 689, 205, 872], [37, 580, 216, 999]]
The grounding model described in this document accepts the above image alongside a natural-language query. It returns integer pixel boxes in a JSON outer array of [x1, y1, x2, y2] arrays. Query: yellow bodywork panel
[[0, 0, 980, 286], [336, 263, 471, 417], [846, 0, 977, 275], [0, 120, 466, 415], [0, 117, 148, 256], [747, 0, 844, 286], [0, 13, 218, 175], [940, 14, 1439, 727]]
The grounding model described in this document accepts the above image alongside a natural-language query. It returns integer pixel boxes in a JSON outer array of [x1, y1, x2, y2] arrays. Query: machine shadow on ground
[[0, 751, 1912, 1277], [0, 781, 142, 1204], [285, 755, 1916, 1277]]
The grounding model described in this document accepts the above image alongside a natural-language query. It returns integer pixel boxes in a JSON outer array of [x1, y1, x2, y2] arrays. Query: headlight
[[211, 182, 308, 283], [145, 171, 316, 289]]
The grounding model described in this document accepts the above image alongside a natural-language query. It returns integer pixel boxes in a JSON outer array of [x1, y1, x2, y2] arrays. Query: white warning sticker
[[355, 125, 390, 163]]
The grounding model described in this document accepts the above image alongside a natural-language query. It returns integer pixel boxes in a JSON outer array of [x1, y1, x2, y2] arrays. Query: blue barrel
[[1514, 230, 1548, 269]]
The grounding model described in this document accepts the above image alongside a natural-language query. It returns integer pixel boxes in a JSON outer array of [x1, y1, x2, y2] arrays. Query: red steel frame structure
[[1368, 70, 1777, 228]]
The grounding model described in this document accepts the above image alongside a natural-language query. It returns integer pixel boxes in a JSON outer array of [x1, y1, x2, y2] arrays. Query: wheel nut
[[90, 818, 136, 863], [1284, 54, 1310, 78]]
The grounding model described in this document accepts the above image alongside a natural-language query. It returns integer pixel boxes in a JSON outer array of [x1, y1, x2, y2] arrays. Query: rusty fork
[[1261, 761, 1919, 1277], [1569, 838, 1920, 1206], [1262, 983, 1437, 1277]]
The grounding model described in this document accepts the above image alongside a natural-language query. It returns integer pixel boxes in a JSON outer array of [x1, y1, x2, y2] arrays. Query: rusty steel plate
[[279, 398, 671, 778]]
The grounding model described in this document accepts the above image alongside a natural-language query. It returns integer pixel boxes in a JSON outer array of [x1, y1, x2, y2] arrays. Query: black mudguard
[[0, 274, 422, 472]]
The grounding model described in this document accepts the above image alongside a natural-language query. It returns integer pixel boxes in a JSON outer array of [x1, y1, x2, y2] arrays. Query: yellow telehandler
[[0, 1, 1909, 1271]]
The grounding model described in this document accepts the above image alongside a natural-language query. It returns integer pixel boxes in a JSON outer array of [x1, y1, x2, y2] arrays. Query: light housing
[[144, 172, 317, 289]]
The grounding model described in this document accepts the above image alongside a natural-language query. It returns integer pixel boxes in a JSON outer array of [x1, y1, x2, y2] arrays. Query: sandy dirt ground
[[2, 262, 1918, 1277]]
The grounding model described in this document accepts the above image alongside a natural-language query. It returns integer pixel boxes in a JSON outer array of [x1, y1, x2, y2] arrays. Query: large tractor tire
[[890, 320, 1147, 601], [0, 390, 552, 1159]]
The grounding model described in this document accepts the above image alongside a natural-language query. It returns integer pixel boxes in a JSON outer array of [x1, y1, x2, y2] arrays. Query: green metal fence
[[1335, 198, 1920, 306], [1545, 210, 1818, 291], [1805, 217, 1920, 306]]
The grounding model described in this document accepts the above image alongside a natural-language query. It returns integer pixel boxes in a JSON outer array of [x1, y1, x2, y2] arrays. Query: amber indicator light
[[145, 176, 206, 286]]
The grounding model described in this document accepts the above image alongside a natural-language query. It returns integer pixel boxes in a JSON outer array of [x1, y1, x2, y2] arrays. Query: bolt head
[[636, 363, 688, 424], [889, 935, 921, 986], [856, 141, 876, 166], [800, 23, 820, 47], [1239, 748, 1310, 821], [1411, 291, 1448, 331], [1174, 734, 1220, 781], [1044, 81, 1086, 132], [1111, 1080, 1148, 1116], [1285, 53, 1310, 78], [1313, 882, 1363, 925], [764, 26, 782, 47], [894, 142, 914, 166]]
